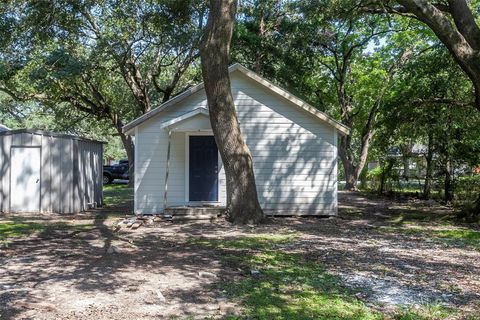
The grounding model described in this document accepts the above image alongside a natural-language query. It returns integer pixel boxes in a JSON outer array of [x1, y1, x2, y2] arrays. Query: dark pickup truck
[[103, 160, 129, 184]]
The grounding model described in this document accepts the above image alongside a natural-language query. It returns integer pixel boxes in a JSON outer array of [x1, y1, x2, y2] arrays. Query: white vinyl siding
[[134, 70, 338, 215], [234, 72, 337, 215], [135, 122, 227, 214]]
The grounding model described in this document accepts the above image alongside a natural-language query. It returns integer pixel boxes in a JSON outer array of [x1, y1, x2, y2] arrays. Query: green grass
[[188, 233, 299, 250], [393, 303, 456, 320], [43, 222, 93, 233], [222, 252, 380, 320], [103, 184, 133, 206], [379, 226, 480, 250], [433, 229, 480, 250], [0, 219, 93, 241], [192, 234, 382, 320], [191, 234, 460, 319], [0, 184, 130, 242], [0, 221, 44, 240], [388, 211, 455, 225]]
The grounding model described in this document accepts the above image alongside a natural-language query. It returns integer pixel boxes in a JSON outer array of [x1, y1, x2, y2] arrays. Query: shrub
[[455, 175, 480, 202]]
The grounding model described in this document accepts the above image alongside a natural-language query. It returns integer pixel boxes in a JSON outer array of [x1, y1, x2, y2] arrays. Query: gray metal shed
[[0, 129, 104, 213]]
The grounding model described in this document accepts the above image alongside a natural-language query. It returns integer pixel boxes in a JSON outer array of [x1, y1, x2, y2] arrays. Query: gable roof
[[122, 64, 350, 135], [0, 123, 10, 132], [159, 107, 209, 129]]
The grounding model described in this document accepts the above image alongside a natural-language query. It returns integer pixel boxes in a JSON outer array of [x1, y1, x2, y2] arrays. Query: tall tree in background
[[309, 15, 412, 190], [200, 0, 264, 224], [0, 1, 204, 185], [234, 1, 415, 190], [376, 47, 479, 201], [371, 0, 480, 216], [233, 1, 325, 111]]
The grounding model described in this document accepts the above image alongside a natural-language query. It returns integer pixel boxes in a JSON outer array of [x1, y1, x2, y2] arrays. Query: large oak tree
[[0, 1, 204, 184], [200, 0, 264, 224]]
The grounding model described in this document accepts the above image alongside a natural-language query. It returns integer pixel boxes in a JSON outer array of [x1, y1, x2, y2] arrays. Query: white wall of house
[[134, 70, 338, 215]]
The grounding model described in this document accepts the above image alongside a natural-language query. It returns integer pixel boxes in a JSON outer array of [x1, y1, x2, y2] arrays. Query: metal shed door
[[10, 147, 41, 212]]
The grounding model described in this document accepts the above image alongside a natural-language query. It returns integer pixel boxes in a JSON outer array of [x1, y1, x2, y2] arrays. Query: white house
[[123, 64, 349, 216]]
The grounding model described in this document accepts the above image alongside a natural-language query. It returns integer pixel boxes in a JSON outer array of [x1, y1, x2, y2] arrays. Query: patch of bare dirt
[[0, 206, 237, 319], [1, 192, 479, 319]]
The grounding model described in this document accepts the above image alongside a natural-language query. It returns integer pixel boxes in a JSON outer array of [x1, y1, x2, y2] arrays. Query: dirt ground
[[0, 192, 479, 319]]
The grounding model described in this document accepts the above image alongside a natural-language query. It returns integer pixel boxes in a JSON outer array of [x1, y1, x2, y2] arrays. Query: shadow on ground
[[0, 192, 479, 319]]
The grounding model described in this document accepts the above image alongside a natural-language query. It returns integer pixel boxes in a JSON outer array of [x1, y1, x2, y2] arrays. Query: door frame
[[185, 131, 221, 204], [9, 146, 42, 213]]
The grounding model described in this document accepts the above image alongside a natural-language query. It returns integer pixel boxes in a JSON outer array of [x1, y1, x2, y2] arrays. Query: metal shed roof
[[0, 129, 106, 144]]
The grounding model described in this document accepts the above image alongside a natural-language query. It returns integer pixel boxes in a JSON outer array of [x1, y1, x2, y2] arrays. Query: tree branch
[[446, 0, 480, 50], [411, 97, 474, 107]]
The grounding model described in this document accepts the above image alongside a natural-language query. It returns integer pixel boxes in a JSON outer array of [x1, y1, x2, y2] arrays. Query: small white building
[[123, 64, 349, 216]]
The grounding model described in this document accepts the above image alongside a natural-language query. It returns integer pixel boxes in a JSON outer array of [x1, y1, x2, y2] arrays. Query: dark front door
[[189, 136, 218, 201]]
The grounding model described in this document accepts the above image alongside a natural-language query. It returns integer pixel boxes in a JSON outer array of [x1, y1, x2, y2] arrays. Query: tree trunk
[[199, 0, 264, 224], [254, 15, 266, 73], [423, 132, 434, 199], [344, 176, 357, 191], [338, 133, 370, 191], [402, 156, 410, 181], [423, 153, 434, 199], [338, 121, 361, 191], [121, 134, 135, 188], [444, 160, 454, 202], [336, 50, 409, 192], [341, 154, 358, 190], [111, 116, 135, 187], [379, 158, 395, 194], [473, 194, 480, 218]]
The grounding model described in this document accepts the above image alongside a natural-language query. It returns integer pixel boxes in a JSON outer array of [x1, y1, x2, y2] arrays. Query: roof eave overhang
[[122, 82, 206, 135], [159, 108, 209, 130]]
